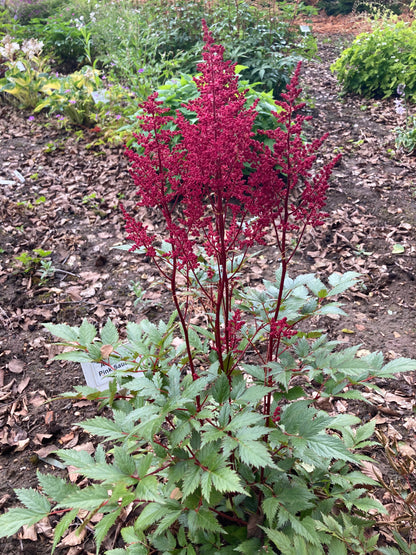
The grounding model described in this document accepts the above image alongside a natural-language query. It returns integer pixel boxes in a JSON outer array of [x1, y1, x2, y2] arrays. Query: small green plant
[[394, 84, 416, 153], [34, 65, 102, 126], [0, 35, 54, 108], [13, 248, 52, 273], [332, 20, 416, 101], [38, 258, 56, 284]]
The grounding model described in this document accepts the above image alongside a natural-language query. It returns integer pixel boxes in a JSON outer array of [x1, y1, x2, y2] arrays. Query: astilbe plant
[[1, 22, 416, 555]]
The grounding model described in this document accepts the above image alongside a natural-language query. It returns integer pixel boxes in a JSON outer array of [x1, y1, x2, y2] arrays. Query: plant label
[[80, 361, 132, 391]]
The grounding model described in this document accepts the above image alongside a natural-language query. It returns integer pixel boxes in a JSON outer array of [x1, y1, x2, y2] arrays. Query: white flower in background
[[74, 15, 85, 29], [0, 35, 20, 60], [21, 38, 44, 59], [90, 11, 96, 22]]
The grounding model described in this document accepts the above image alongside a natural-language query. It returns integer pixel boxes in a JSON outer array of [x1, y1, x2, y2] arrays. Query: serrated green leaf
[[211, 373, 230, 404], [15, 487, 51, 513], [52, 508, 78, 553], [135, 502, 169, 531], [43, 322, 79, 342], [54, 350, 92, 362], [95, 508, 121, 553], [262, 496, 280, 524], [210, 466, 246, 494], [237, 385, 273, 403], [37, 472, 77, 503], [238, 439, 276, 468], [135, 475, 161, 501], [57, 485, 110, 510], [377, 548, 401, 555], [354, 420, 376, 444], [57, 447, 95, 467], [307, 434, 358, 463], [187, 508, 223, 533], [101, 319, 119, 345], [81, 416, 125, 440], [233, 538, 262, 553], [351, 496, 387, 514], [78, 318, 97, 346], [0, 507, 48, 537], [224, 410, 263, 432], [327, 537, 347, 555], [151, 530, 177, 552], [113, 446, 136, 475], [378, 357, 416, 377], [327, 271, 361, 296], [182, 464, 202, 498], [262, 527, 294, 553]]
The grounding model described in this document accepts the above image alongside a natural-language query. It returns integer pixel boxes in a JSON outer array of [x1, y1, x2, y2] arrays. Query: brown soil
[[1, 16, 416, 554]]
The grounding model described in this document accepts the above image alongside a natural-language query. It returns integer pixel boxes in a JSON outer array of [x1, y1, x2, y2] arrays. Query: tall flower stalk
[[124, 20, 340, 409]]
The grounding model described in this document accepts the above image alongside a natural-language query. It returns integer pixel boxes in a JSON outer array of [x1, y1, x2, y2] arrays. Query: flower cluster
[[124, 21, 339, 374], [21, 38, 43, 60], [0, 35, 19, 60]]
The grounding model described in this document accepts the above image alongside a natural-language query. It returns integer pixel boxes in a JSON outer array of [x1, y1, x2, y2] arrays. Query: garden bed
[[1, 17, 416, 553]]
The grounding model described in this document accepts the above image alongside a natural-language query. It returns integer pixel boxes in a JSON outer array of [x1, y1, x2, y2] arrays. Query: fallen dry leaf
[[8, 359, 24, 374], [18, 524, 37, 541], [59, 526, 87, 547], [15, 438, 31, 452], [34, 444, 59, 458], [100, 344, 114, 358]]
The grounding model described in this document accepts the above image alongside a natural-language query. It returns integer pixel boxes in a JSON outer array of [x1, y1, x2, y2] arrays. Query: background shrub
[[331, 20, 416, 101]]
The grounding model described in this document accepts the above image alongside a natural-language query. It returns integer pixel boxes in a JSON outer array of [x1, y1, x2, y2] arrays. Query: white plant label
[[80, 361, 132, 391]]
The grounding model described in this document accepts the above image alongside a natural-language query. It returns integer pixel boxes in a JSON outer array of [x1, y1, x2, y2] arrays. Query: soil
[[2, 14, 416, 554]]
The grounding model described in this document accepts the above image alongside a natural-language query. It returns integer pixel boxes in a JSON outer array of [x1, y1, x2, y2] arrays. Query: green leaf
[[377, 548, 401, 555], [81, 416, 125, 440], [210, 466, 246, 494], [211, 373, 230, 404], [327, 271, 361, 296], [187, 508, 223, 533], [182, 464, 202, 498], [15, 487, 51, 513], [224, 410, 263, 432], [378, 358, 416, 377], [307, 434, 358, 463], [43, 322, 79, 342], [57, 485, 110, 510], [78, 318, 97, 346], [351, 496, 387, 514], [237, 385, 274, 403], [95, 508, 121, 553], [101, 319, 119, 345], [262, 496, 280, 524], [57, 447, 94, 467], [52, 508, 78, 553], [135, 502, 169, 531], [135, 475, 161, 501], [262, 527, 294, 553], [54, 350, 92, 362], [392, 243, 405, 254], [37, 472, 77, 503], [0, 507, 48, 537], [238, 439, 276, 468], [151, 530, 177, 552]]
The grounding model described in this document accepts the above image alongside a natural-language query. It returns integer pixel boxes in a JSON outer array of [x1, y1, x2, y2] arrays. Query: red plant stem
[[210, 507, 247, 527]]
